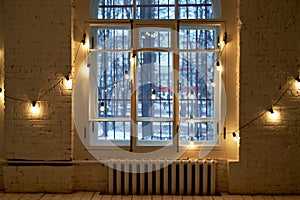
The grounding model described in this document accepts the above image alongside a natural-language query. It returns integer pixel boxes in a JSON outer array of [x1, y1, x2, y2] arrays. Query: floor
[[0, 192, 299, 200]]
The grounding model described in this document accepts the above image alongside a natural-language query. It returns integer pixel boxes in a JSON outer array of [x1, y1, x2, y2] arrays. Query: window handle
[[177, 80, 181, 93]]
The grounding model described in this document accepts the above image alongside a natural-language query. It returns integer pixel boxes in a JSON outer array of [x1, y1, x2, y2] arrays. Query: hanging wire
[[227, 77, 296, 135]]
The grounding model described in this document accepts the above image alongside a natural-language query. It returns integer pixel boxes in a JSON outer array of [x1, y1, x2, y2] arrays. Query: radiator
[[108, 159, 217, 195]]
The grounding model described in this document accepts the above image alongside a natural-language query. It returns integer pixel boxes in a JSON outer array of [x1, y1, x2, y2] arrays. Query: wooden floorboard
[[253, 196, 265, 200], [0, 192, 299, 200]]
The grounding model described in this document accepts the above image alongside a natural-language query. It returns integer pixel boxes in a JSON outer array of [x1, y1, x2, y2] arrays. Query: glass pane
[[137, 52, 173, 119], [136, 0, 175, 19], [138, 122, 173, 141], [98, 0, 133, 19], [179, 26, 218, 50], [178, 0, 213, 19], [97, 122, 131, 140], [179, 52, 216, 118], [180, 122, 215, 141], [139, 28, 171, 48], [91, 52, 131, 118], [90, 26, 131, 50]]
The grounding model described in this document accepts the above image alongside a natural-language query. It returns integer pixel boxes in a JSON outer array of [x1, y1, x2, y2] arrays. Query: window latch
[[177, 80, 181, 93]]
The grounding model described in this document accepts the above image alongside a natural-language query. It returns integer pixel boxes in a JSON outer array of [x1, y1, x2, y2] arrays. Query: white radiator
[[108, 159, 217, 195]]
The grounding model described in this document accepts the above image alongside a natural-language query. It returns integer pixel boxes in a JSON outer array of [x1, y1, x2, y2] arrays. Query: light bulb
[[216, 61, 222, 72], [297, 81, 300, 90], [100, 102, 105, 112], [295, 76, 300, 89], [130, 56, 135, 64], [189, 90, 195, 99], [30, 101, 40, 115], [151, 90, 156, 100], [268, 108, 280, 121], [65, 76, 72, 89], [232, 132, 240, 142], [124, 71, 130, 80]]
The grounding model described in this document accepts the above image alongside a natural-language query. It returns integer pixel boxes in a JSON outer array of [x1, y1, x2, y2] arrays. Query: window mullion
[[173, 20, 180, 150], [130, 21, 137, 151], [175, 0, 179, 20]]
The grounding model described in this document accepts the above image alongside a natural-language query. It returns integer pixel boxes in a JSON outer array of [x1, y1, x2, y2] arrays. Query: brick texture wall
[[3, 0, 72, 161], [229, 0, 300, 194], [1, 0, 300, 194], [1, 0, 73, 192]]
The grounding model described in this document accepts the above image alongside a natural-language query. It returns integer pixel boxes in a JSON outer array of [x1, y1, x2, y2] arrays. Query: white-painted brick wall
[[3, 0, 72, 160], [3, 166, 73, 193], [74, 163, 109, 191], [229, 0, 300, 194], [1, 0, 299, 194], [1, 0, 73, 192]]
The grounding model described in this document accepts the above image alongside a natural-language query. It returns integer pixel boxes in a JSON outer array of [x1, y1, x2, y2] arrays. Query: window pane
[[136, 0, 175, 19], [94, 0, 220, 19], [179, 52, 216, 118], [180, 122, 215, 141], [137, 52, 173, 119], [179, 26, 218, 50], [98, 0, 133, 19], [97, 122, 131, 140], [178, 0, 213, 19], [90, 26, 131, 50], [139, 28, 171, 48], [91, 52, 131, 118], [138, 122, 173, 141]]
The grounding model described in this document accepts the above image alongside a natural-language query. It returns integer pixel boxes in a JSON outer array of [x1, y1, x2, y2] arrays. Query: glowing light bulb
[[100, 102, 105, 112], [124, 71, 130, 80], [216, 61, 222, 72], [30, 101, 40, 115], [232, 132, 240, 142], [295, 76, 300, 89], [151, 90, 156, 100], [268, 108, 280, 121], [189, 137, 194, 146], [297, 82, 300, 90], [130, 56, 135, 63], [65, 76, 72, 89], [189, 90, 195, 99]]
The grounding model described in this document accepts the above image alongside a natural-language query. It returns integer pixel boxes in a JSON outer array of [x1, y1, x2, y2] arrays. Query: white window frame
[[86, 1, 225, 149]]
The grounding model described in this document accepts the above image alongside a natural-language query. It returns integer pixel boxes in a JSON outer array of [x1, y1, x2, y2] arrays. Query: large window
[[88, 0, 223, 146]]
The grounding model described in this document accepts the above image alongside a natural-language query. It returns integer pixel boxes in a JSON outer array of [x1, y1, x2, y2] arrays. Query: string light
[[30, 101, 40, 115], [190, 137, 194, 146], [216, 60, 222, 72], [100, 102, 105, 112], [268, 107, 280, 121], [232, 132, 236, 137], [295, 76, 300, 89], [130, 53, 136, 63], [151, 89, 156, 100], [189, 90, 195, 99], [124, 71, 130, 80], [232, 132, 240, 142], [65, 75, 72, 89]]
